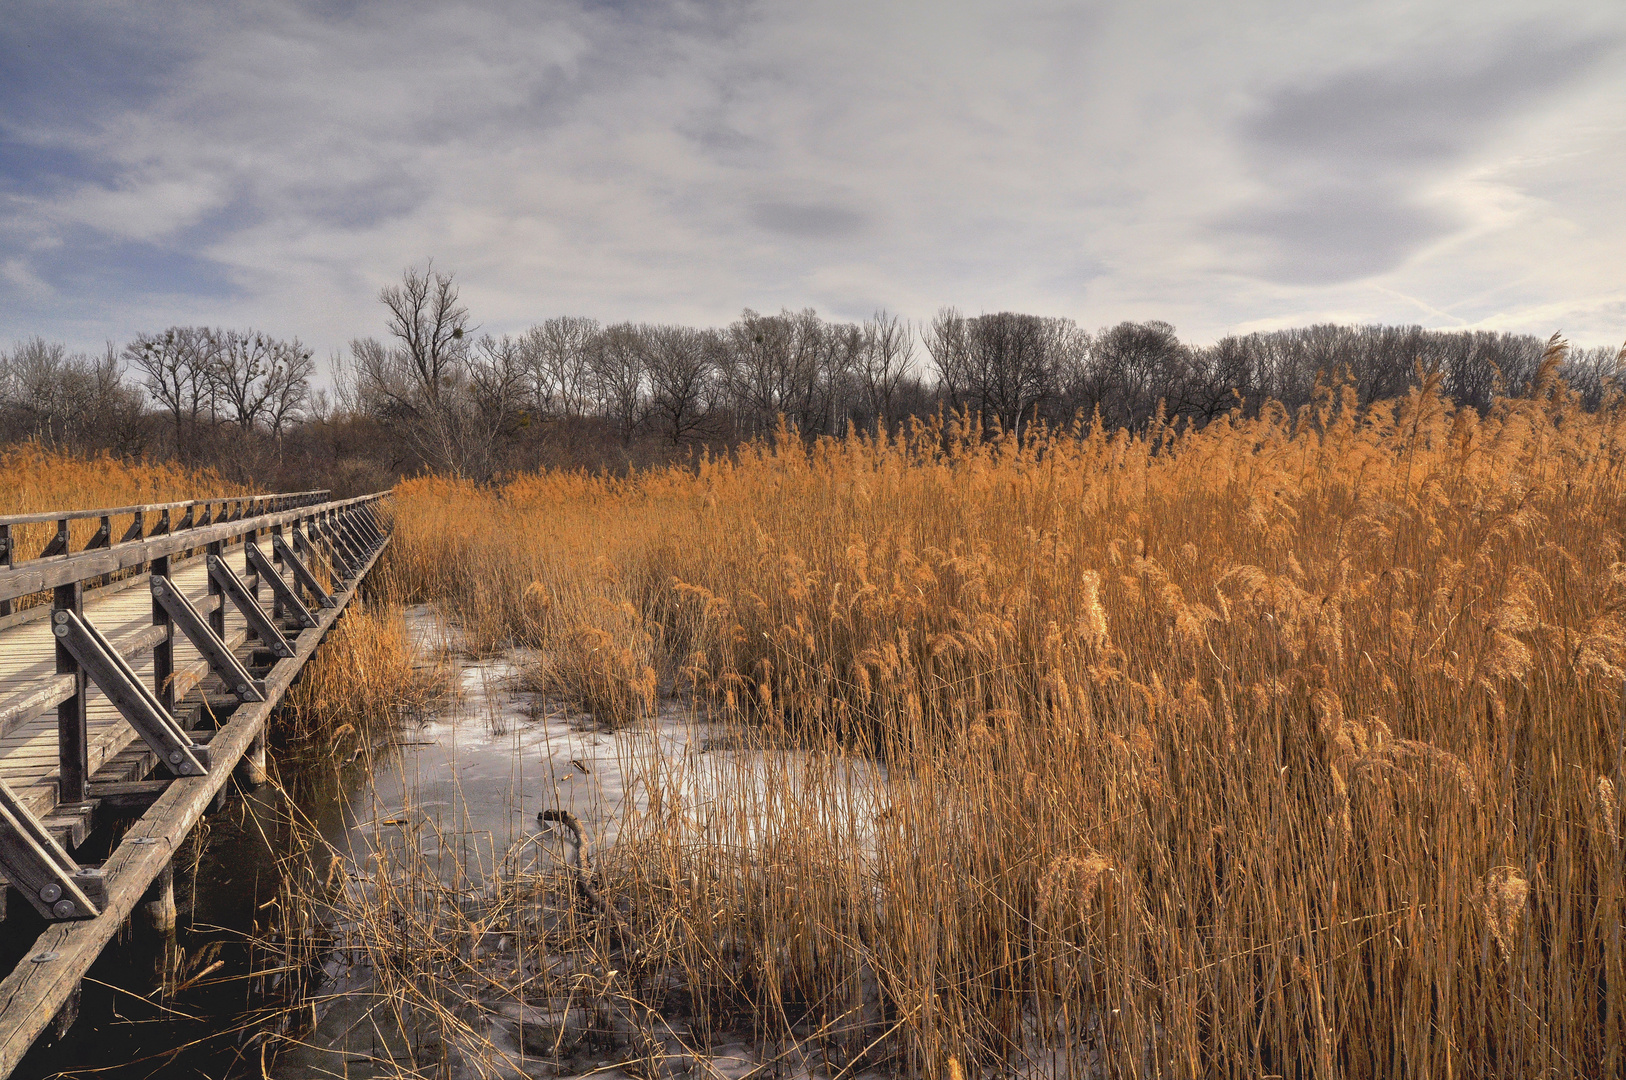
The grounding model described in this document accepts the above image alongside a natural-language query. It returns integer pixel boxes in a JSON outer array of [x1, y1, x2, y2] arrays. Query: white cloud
[[1, 0, 1623, 361]]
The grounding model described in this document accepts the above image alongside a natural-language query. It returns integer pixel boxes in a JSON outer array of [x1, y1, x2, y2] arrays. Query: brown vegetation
[[349, 355, 1626, 1077], [0, 443, 225, 554]]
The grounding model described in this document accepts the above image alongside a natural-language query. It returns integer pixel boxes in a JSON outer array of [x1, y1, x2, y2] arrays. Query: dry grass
[[282, 603, 454, 748], [317, 355, 1626, 1076], [0, 442, 226, 558]]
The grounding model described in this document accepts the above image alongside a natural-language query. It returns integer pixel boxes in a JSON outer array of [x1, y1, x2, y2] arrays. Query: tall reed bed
[[281, 603, 453, 747], [0, 442, 224, 556], [369, 360, 1626, 1077]]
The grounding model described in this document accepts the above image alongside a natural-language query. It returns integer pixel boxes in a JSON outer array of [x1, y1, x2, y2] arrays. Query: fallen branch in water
[[538, 808, 638, 956]]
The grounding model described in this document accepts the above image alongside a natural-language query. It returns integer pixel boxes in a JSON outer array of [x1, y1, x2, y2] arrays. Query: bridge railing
[[0, 490, 390, 925], [0, 490, 334, 617], [0, 489, 395, 1073]]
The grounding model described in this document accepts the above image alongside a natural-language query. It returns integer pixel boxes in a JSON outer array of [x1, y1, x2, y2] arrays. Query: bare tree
[[723, 309, 841, 437], [520, 316, 600, 419], [345, 263, 480, 473], [379, 262, 470, 407], [264, 349, 316, 438], [925, 309, 1068, 432], [209, 330, 314, 434], [643, 324, 718, 444], [1559, 340, 1625, 410], [923, 307, 971, 411], [593, 324, 649, 442], [0, 339, 147, 453], [1090, 320, 1188, 427], [858, 310, 915, 431], [816, 319, 864, 435], [126, 327, 217, 459], [464, 334, 530, 475]]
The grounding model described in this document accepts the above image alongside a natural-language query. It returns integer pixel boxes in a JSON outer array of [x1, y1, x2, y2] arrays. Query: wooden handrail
[[0, 493, 389, 605], [0, 490, 331, 527]]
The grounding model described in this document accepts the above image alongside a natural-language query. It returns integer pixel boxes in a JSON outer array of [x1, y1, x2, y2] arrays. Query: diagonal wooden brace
[[351, 508, 384, 546], [340, 514, 376, 553], [51, 610, 210, 777], [150, 576, 266, 702], [293, 525, 345, 591], [272, 532, 335, 608], [207, 555, 294, 658], [0, 775, 103, 920], [325, 521, 362, 579], [244, 541, 317, 628]]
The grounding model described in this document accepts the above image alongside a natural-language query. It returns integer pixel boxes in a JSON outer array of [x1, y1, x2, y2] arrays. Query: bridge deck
[[0, 553, 251, 831]]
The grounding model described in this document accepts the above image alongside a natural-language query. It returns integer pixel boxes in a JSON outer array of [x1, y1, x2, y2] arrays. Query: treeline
[[5, 263, 1622, 491], [0, 326, 391, 493], [336, 267, 1622, 477]]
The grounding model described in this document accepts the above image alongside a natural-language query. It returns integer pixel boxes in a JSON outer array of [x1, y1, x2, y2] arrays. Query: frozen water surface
[[272, 604, 892, 1080]]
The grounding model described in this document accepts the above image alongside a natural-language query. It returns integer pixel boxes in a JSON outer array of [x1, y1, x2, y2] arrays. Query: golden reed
[[373, 355, 1626, 1077]]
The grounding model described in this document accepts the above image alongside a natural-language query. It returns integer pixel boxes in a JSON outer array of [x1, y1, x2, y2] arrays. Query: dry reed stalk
[[0, 444, 226, 602], [292, 372, 1626, 1077], [282, 603, 454, 746]]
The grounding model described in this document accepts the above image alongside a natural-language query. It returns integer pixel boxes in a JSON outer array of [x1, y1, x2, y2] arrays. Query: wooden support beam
[[49, 988, 76, 1043], [50, 610, 209, 778], [268, 524, 284, 619], [0, 524, 12, 619], [207, 556, 293, 658], [205, 541, 225, 641], [0, 776, 102, 920], [83, 517, 111, 552], [150, 575, 265, 702], [39, 804, 96, 850], [37, 520, 68, 560], [244, 541, 316, 628], [276, 533, 334, 609], [234, 732, 267, 791], [85, 781, 170, 815], [288, 527, 338, 599], [53, 583, 87, 806], [139, 862, 175, 935], [150, 553, 175, 715]]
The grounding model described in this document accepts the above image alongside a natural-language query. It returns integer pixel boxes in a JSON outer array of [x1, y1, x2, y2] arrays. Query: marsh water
[[11, 605, 886, 1080]]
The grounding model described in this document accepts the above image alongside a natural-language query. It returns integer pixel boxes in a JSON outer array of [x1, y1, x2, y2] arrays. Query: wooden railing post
[[312, 511, 328, 576], [0, 523, 12, 618], [90, 515, 112, 588], [125, 511, 146, 577], [151, 554, 175, 714], [207, 540, 226, 642], [53, 582, 88, 805], [247, 515, 261, 609], [269, 521, 285, 619]]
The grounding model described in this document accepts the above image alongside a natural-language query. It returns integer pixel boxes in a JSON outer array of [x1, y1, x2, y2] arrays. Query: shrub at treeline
[[352, 362, 1626, 1076], [3, 264, 1621, 492]]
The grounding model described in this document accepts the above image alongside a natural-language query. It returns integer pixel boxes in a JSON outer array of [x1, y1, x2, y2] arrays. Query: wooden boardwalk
[[0, 490, 390, 1076], [0, 556, 248, 840]]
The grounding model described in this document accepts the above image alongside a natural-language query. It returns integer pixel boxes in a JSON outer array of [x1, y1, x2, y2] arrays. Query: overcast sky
[[3, 0, 1623, 364]]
